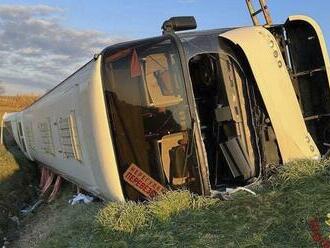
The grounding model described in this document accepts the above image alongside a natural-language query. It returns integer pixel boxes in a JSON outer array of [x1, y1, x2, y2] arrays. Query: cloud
[[0, 80, 44, 96], [0, 4, 125, 95]]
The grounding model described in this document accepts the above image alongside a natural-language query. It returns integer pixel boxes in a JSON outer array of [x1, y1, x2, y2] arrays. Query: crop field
[[0, 95, 38, 120]]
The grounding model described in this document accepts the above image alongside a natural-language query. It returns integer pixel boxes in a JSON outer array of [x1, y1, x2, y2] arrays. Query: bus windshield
[[102, 37, 203, 200]]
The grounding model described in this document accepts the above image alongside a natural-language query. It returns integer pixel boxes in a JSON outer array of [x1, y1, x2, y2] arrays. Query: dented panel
[[220, 27, 320, 162]]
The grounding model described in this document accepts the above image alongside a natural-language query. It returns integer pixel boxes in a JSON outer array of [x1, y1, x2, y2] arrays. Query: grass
[[0, 95, 39, 244], [19, 159, 328, 248]]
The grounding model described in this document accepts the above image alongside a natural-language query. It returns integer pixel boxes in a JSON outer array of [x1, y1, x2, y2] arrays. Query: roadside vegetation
[[12, 159, 330, 248]]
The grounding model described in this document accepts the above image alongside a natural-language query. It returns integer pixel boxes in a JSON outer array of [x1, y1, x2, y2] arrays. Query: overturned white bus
[[2, 15, 330, 201]]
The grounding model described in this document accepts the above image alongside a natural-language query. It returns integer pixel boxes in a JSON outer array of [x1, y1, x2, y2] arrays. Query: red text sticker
[[123, 163, 166, 199]]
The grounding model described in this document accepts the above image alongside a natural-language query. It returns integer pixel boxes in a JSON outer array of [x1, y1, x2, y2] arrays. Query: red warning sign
[[123, 163, 166, 199]]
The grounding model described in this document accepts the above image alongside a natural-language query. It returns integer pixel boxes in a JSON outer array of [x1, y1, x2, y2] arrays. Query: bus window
[[144, 53, 183, 108]]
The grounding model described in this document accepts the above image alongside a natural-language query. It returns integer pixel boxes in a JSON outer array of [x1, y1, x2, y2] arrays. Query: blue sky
[[0, 1, 329, 94]]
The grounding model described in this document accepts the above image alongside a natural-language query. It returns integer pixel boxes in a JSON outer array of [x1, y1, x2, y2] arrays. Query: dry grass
[[0, 145, 20, 181], [0, 95, 39, 122], [0, 95, 39, 110]]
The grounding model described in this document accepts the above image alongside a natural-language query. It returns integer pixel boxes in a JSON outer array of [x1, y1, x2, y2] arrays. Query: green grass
[[27, 159, 330, 248]]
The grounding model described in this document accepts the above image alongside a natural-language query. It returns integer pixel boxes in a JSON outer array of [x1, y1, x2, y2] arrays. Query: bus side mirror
[[162, 16, 197, 33]]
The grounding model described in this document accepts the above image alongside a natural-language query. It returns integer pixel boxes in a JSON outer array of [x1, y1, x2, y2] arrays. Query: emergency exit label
[[123, 163, 166, 199]]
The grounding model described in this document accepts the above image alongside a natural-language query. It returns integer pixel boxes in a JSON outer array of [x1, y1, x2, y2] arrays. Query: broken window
[[102, 37, 203, 200]]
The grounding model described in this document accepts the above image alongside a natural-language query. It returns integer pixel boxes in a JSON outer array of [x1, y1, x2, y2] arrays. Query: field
[[1, 96, 330, 247], [0, 95, 38, 120]]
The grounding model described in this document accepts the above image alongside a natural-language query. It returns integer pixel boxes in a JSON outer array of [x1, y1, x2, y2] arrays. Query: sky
[[0, 0, 329, 95]]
